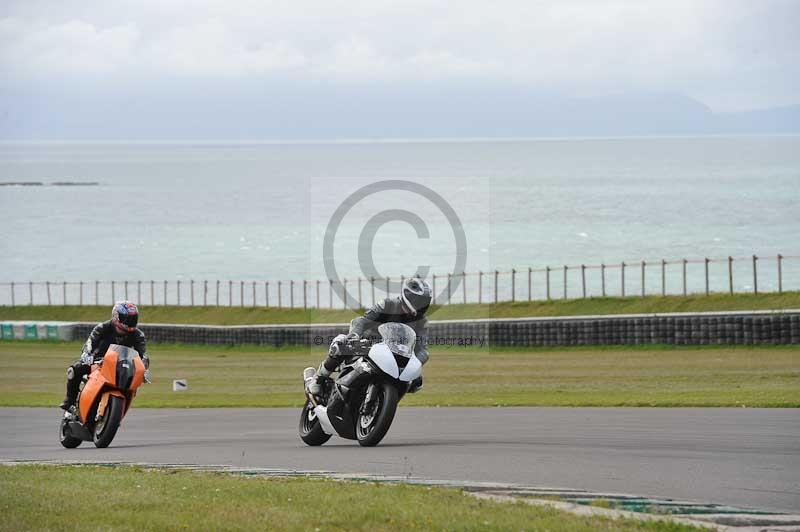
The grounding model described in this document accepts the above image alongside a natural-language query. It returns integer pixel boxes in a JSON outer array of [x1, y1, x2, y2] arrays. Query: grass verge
[[0, 465, 700, 532], [1, 341, 797, 407], [0, 291, 798, 325]]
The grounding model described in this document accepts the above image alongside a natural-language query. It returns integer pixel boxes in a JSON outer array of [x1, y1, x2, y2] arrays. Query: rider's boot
[[60, 367, 80, 410], [306, 363, 333, 397]]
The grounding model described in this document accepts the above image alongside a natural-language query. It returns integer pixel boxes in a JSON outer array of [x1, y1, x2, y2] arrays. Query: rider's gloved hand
[[79, 351, 94, 366], [141, 355, 152, 383]]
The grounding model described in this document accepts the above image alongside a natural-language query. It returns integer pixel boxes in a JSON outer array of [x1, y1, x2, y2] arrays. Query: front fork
[[360, 383, 377, 415]]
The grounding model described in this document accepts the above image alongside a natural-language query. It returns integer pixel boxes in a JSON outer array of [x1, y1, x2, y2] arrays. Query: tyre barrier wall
[[43, 310, 800, 347]]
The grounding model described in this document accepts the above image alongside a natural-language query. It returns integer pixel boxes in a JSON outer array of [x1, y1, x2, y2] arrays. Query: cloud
[[0, 0, 798, 110]]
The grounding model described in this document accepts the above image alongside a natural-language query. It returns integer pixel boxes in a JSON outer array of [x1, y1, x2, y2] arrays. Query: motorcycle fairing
[[78, 367, 107, 423], [367, 343, 399, 378], [398, 355, 422, 382]]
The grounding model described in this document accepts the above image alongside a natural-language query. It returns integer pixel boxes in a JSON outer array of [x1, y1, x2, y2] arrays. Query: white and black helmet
[[401, 277, 432, 314]]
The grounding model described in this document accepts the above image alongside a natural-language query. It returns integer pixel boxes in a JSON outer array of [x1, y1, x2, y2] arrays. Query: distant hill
[[0, 84, 797, 139]]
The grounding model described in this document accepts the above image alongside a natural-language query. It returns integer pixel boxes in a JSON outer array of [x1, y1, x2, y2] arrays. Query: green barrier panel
[[0, 324, 12, 339], [24, 324, 38, 339], [46, 325, 59, 339]]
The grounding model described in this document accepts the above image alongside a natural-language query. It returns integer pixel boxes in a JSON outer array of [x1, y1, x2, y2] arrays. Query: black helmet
[[112, 301, 139, 334], [401, 278, 432, 315]]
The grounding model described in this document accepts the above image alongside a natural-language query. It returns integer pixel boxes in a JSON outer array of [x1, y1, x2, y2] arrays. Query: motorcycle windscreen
[[108, 344, 144, 392], [377, 323, 416, 357]]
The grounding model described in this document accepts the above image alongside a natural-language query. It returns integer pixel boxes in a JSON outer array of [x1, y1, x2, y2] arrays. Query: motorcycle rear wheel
[[356, 382, 398, 447], [93, 395, 124, 448], [59, 416, 82, 448], [299, 400, 331, 446]]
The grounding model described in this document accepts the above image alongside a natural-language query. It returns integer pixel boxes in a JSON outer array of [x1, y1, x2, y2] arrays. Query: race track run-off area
[[2, 406, 798, 514]]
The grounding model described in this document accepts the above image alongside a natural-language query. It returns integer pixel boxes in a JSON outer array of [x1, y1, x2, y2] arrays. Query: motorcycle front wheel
[[299, 400, 331, 446], [356, 382, 398, 447], [93, 395, 124, 448]]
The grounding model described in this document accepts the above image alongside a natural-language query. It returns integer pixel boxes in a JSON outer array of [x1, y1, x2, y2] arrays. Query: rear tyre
[[59, 416, 82, 448], [93, 396, 124, 448], [299, 400, 331, 446], [356, 382, 398, 447]]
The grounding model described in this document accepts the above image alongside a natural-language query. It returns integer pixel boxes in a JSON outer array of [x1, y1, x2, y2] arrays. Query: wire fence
[[1, 253, 797, 309]]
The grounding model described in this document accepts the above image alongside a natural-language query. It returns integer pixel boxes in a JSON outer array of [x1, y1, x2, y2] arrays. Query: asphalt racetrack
[[3, 407, 798, 513]]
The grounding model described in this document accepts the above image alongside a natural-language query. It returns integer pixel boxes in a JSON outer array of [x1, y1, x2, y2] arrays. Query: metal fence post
[[601, 264, 605, 297], [303, 280, 307, 309], [385, 276, 390, 297], [124, 280, 129, 300], [641, 261, 645, 298], [151, 280, 155, 306], [704, 258, 709, 296], [204, 280, 208, 306], [447, 273, 452, 304], [177, 280, 181, 305], [777, 254, 783, 294], [620, 262, 625, 297], [29, 281, 33, 305], [528, 267, 532, 301], [80, 281, 83, 306], [370, 277, 375, 306], [111, 280, 115, 303], [432, 275, 437, 304], [228, 280, 232, 306], [728, 257, 733, 295], [682, 259, 687, 296], [190, 280, 195, 306], [661, 260, 666, 296], [289, 280, 294, 308], [462, 272, 467, 303], [581, 265, 586, 298], [316, 280, 320, 308], [329, 279, 333, 309], [546, 266, 551, 300], [252, 281, 257, 308], [493, 270, 498, 303], [63, 281, 67, 305], [343, 278, 348, 309], [10, 282, 15, 307], [477, 272, 482, 304], [216, 280, 220, 306], [137, 280, 141, 304], [265, 281, 270, 307], [95, 281, 99, 306], [752, 255, 758, 295], [240, 281, 245, 308], [563, 265, 568, 299], [511, 269, 516, 302], [164, 281, 168, 306], [278, 281, 282, 308], [358, 278, 363, 308], [46, 281, 51, 305]]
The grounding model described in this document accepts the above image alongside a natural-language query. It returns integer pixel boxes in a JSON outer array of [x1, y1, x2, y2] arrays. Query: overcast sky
[[0, 0, 798, 139]]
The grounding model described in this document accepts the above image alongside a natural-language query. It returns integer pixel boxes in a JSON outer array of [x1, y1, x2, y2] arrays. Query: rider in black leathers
[[59, 301, 149, 410], [308, 278, 431, 396]]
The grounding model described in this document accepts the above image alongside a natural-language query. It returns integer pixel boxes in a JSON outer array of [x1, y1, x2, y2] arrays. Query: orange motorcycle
[[59, 344, 147, 448]]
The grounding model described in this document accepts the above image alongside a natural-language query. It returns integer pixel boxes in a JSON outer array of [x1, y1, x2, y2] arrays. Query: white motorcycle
[[299, 323, 422, 447]]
